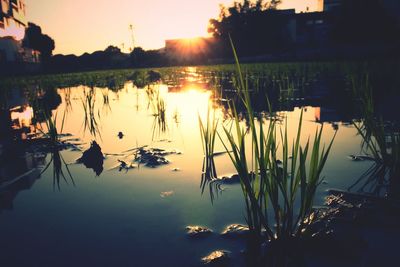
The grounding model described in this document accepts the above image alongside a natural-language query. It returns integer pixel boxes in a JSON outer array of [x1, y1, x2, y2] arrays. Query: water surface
[[0, 67, 380, 266]]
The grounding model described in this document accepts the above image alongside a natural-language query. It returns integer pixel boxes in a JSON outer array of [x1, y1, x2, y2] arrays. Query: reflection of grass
[[199, 107, 219, 199], [151, 111, 168, 141], [216, 39, 336, 265], [40, 147, 75, 191], [350, 75, 400, 198], [64, 88, 72, 113], [148, 87, 168, 141], [82, 87, 102, 139], [101, 88, 112, 114], [36, 111, 75, 190]]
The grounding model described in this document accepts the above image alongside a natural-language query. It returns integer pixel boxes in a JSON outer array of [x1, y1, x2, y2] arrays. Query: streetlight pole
[[129, 24, 135, 52]]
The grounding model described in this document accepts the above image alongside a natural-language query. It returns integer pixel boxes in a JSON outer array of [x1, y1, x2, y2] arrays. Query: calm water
[[0, 68, 376, 267]]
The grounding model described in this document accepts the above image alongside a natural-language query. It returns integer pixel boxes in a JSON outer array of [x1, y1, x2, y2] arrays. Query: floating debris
[[76, 141, 104, 176], [186, 226, 213, 237], [171, 167, 181, 172], [160, 191, 174, 198], [221, 224, 249, 237], [201, 250, 231, 266], [108, 159, 136, 172], [157, 139, 173, 143], [348, 155, 375, 161], [109, 146, 182, 170], [134, 147, 180, 168], [117, 132, 124, 139]]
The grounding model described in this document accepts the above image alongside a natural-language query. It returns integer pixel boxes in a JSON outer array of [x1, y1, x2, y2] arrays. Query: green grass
[[199, 105, 219, 200], [214, 39, 337, 265]]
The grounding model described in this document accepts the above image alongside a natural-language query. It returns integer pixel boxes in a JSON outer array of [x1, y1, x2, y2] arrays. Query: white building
[[0, 0, 40, 63]]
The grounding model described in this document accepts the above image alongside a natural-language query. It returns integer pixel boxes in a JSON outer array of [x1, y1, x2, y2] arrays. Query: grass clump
[[199, 106, 219, 200], [214, 39, 336, 265], [35, 110, 75, 191], [350, 74, 400, 198]]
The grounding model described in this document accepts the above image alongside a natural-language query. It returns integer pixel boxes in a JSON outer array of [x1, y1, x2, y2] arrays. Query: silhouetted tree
[[208, 0, 291, 57], [130, 47, 166, 67], [104, 45, 121, 54], [23, 23, 55, 60]]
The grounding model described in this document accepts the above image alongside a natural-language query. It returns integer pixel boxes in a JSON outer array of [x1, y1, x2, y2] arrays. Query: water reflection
[[0, 66, 398, 211], [81, 87, 102, 139], [1, 66, 400, 267], [76, 141, 104, 176]]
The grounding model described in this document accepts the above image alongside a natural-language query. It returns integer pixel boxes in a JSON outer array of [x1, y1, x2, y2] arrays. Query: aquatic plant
[[101, 88, 112, 114], [35, 111, 75, 191], [150, 91, 168, 141], [81, 87, 102, 139], [198, 106, 219, 200], [217, 39, 336, 265], [350, 74, 400, 198]]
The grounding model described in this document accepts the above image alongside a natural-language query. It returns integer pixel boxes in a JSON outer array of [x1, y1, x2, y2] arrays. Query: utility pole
[[129, 24, 135, 52]]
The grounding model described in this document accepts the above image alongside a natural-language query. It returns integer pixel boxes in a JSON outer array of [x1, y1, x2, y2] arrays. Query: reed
[[217, 38, 336, 265], [35, 110, 75, 191], [350, 74, 400, 198], [199, 106, 219, 199], [150, 90, 168, 141], [82, 87, 102, 139]]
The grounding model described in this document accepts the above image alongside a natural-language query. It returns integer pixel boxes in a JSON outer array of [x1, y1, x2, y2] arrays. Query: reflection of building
[[0, 0, 27, 40], [0, 86, 41, 212], [0, 0, 40, 64], [0, 153, 40, 212], [314, 107, 341, 122]]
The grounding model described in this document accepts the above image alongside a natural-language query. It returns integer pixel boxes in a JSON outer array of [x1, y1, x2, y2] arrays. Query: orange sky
[[24, 0, 318, 56]]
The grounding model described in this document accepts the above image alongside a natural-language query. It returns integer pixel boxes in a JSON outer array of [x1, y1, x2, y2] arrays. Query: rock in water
[[77, 141, 104, 176], [186, 226, 213, 237], [221, 224, 249, 237], [160, 191, 174, 198], [201, 250, 230, 266], [220, 174, 240, 184]]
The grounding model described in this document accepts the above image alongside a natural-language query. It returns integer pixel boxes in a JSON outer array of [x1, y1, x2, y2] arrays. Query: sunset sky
[[25, 0, 319, 56]]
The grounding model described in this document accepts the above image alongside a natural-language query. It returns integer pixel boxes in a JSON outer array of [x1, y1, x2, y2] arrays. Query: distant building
[[0, 0, 40, 64], [296, 12, 328, 47], [323, 0, 342, 12]]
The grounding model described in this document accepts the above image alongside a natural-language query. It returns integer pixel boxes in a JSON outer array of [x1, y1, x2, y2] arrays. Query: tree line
[[23, 0, 400, 73]]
